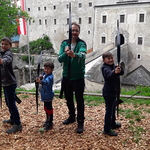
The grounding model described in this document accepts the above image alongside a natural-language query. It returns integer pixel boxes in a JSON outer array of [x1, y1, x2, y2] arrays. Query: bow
[[0, 67, 2, 108], [59, 2, 72, 99], [0, 52, 3, 108], [35, 51, 42, 113], [69, 2, 72, 47], [116, 20, 121, 117], [68, 2, 72, 78]]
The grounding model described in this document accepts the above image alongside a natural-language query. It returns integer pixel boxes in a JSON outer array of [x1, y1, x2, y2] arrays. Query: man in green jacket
[[58, 22, 87, 133]]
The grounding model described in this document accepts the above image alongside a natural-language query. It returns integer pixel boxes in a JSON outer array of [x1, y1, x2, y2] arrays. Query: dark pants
[[3, 84, 21, 125], [63, 77, 85, 122], [104, 96, 116, 132]]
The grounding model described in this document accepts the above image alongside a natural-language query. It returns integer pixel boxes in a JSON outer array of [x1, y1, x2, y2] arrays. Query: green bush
[[29, 35, 53, 54]]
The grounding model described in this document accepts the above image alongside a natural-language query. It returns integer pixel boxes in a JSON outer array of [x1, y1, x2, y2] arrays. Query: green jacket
[[58, 38, 87, 80]]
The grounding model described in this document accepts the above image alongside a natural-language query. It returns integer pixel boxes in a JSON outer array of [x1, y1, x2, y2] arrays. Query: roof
[[121, 65, 150, 86]]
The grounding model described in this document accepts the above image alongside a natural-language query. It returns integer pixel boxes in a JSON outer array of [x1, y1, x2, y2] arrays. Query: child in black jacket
[[0, 37, 22, 133], [102, 51, 124, 136]]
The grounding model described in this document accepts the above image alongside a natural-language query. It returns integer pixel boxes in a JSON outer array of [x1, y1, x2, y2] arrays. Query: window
[[101, 37, 106, 43], [38, 7, 40, 11], [138, 37, 143, 45], [88, 17, 92, 24], [29, 20, 31, 25], [79, 3, 82, 8], [101, 12, 108, 24], [67, 18, 69, 24], [79, 18, 82, 24], [138, 10, 146, 23], [54, 19, 56, 25], [54, 6, 56, 9], [28, 8, 30, 11], [39, 19, 41, 25], [45, 19, 47, 25], [89, 2, 92, 7], [139, 14, 144, 22], [44, 7, 46, 10], [88, 31, 90, 34], [120, 14, 125, 23], [102, 15, 107, 23], [137, 54, 141, 60]]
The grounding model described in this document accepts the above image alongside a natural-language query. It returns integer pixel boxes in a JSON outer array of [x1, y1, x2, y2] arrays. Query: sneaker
[[112, 122, 121, 129], [6, 124, 22, 134], [44, 123, 53, 131], [63, 117, 76, 125], [3, 119, 14, 125], [103, 129, 118, 136], [43, 121, 48, 127]]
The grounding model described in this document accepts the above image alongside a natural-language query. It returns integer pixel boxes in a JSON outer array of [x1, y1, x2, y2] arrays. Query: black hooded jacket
[[101, 63, 124, 97]]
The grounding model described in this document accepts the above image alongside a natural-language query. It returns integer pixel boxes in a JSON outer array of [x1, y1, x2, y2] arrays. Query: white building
[[24, 0, 150, 86]]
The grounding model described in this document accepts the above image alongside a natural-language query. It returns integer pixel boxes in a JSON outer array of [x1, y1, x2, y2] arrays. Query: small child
[[101, 51, 124, 136], [0, 37, 22, 133], [36, 61, 54, 131]]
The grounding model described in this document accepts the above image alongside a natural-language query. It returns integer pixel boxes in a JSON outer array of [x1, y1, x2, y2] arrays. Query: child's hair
[[102, 51, 113, 59], [44, 61, 54, 69], [1, 37, 12, 45]]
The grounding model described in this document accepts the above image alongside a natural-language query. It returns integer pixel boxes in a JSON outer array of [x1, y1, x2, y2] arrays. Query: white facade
[[25, 0, 95, 52], [93, 1, 150, 73]]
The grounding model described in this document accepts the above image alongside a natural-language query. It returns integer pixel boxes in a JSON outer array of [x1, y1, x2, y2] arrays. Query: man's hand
[[67, 50, 76, 58], [65, 47, 76, 58]]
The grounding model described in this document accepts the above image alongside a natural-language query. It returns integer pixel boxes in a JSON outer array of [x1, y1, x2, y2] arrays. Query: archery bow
[[35, 51, 42, 113], [68, 2, 72, 78], [0, 52, 3, 108], [59, 2, 72, 99], [0, 66, 2, 108], [116, 20, 121, 117], [69, 2, 72, 48]]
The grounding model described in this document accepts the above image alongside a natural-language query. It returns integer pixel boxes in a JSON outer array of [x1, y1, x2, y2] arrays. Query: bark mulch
[[0, 94, 149, 150]]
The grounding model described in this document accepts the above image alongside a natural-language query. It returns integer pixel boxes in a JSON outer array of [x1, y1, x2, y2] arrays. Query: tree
[[0, 0, 31, 39], [29, 35, 53, 54]]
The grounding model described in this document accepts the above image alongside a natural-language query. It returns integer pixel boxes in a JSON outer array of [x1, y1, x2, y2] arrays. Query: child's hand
[[36, 77, 41, 83], [39, 74, 43, 80], [0, 58, 3, 64], [114, 66, 121, 74]]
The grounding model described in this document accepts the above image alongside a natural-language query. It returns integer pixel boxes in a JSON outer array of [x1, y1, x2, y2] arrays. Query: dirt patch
[[0, 94, 149, 150]]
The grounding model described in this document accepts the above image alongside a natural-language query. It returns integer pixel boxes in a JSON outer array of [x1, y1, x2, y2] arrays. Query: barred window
[[102, 15, 107, 23]]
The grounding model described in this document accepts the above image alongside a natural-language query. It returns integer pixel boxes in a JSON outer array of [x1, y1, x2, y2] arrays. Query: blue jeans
[[63, 77, 85, 122], [3, 84, 21, 125], [104, 96, 116, 132]]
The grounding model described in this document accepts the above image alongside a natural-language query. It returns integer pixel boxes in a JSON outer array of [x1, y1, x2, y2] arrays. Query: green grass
[[84, 95, 104, 106], [119, 109, 144, 120], [121, 86, 150, 97], [20, 95, 29, 99], [16, 87, 36, 93]]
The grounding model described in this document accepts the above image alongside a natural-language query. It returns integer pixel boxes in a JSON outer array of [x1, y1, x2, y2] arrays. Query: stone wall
[[13, 53, 61, 87]]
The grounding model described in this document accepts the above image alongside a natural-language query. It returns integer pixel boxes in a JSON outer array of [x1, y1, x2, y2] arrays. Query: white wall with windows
[[93, 1, 150, 72]]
